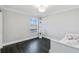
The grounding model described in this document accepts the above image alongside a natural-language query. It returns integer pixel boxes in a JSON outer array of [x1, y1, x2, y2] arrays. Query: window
[[30, 17, 38, 33], [31, 17, 38, 25]]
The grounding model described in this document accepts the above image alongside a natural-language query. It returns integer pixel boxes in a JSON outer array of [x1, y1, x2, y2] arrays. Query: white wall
[[43, 8, 79, 40], [0, 11, 2, 48], [3, 10, 37, 44]]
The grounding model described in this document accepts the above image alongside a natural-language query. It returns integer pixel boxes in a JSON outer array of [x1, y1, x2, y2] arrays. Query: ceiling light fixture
[[34, 5, 48, 12]]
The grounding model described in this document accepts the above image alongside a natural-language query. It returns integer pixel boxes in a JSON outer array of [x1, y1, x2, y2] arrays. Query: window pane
[[30, 17, 38, 33], [31, 17, 38, 25]]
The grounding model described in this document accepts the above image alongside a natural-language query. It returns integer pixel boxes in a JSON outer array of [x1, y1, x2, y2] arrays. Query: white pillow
[[63, 33, 74, 40], [74, 34, 79, 42], [62, 33, 79, 45]]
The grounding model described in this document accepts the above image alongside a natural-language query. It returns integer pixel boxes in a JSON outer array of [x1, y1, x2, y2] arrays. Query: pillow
[[64, 33, 74, 40], [66, 34, 73, 40], [74, 34, 79, 42], [61, 33, 79, 45]]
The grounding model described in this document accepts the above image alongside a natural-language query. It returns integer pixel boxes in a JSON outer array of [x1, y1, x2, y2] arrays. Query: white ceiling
[[1, 5, 79, 17]]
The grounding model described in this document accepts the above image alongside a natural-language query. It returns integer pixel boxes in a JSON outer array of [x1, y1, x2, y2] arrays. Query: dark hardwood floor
[[1, 37, 50, 53]]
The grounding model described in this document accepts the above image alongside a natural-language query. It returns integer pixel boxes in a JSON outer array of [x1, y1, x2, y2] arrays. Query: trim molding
[[44, 7, 79, 18], [2, 36, 37, 47], [1, 6, 79, 18], [0, 46, 3, 49], [1, 6, 31, 16]]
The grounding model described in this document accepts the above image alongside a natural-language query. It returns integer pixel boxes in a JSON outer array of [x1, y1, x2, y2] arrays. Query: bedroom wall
[[2, 9, 37, 44], [43, 8, 79, 40], [0, 11, 2, 48]]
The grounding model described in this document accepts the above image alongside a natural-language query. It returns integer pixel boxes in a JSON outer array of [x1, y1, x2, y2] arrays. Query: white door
[[0, 11, 2, 49]]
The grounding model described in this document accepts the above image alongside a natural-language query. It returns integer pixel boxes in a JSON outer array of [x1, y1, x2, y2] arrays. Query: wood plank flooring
[[1, 37, 50, 53]]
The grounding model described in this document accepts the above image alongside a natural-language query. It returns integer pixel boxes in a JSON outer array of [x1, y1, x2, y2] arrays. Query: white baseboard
[[0, 46, 3, 49], [2, 36, 38, 47]]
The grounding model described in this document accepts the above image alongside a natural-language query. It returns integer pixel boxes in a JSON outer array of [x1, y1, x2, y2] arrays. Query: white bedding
[[61, 33, 79, 45]]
